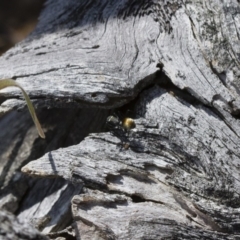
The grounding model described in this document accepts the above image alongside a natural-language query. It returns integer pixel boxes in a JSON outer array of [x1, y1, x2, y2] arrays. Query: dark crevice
[[209, 61, 228, 88], [130, 193, 164, 205], [131, 194, 146, 203]]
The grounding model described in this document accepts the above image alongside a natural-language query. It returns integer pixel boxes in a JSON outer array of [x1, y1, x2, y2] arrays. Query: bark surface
[[1, 0, 240, 239]]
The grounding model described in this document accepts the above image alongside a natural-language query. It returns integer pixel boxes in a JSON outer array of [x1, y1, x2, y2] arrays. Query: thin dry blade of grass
[[0, 79, 45, 138]]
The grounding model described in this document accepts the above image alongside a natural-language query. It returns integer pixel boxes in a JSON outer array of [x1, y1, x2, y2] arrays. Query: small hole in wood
[[131, 194, 146, 203]]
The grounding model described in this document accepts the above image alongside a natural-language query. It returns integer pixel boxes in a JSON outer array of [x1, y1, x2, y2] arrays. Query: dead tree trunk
[[1, 0, 240, 239]]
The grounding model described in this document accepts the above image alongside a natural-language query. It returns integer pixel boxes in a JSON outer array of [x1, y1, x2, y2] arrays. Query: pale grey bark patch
[[1, 0, 240, 239], [0, 210, 48, 240], [71, 190, 237, 240]]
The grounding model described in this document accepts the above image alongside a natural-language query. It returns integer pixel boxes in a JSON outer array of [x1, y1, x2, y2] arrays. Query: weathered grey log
[[1, 0, 240, 239]]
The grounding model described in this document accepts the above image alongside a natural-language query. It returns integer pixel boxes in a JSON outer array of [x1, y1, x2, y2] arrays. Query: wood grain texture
[[1, 0, 238, 112], [1, 0, 240, 239], [0, 210, 48, 240], [22, 85, 240, 238], [72, 190, 237, 240], [0, 108, 109, 237]]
